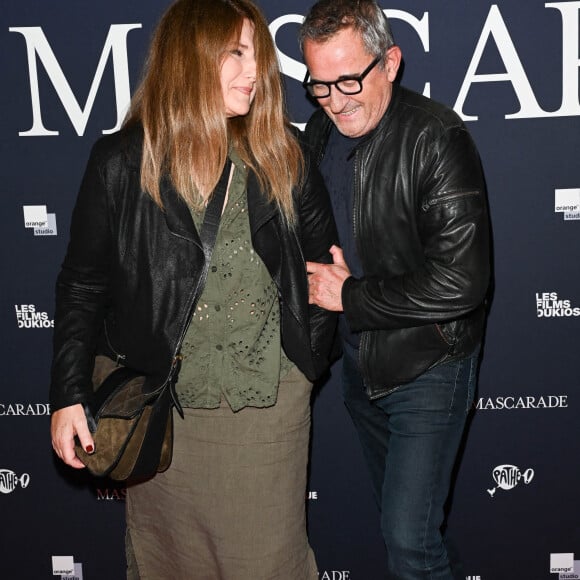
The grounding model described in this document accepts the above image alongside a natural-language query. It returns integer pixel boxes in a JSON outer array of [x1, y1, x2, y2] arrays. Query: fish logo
[[487, 464, 534, 497], [0, 469, 30, 494]]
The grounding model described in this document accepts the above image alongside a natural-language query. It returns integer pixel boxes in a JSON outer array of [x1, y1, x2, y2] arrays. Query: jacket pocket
[[421, 190, 480, 212], [361, 324, 450, 394]]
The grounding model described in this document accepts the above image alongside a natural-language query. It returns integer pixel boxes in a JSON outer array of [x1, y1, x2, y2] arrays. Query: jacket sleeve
[[49, 142, 114, 411], [297, 150, 339, 372], [343, 125, 490, 332]]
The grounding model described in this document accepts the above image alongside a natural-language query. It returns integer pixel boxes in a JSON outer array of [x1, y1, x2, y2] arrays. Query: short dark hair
[[299, 0, 395, 64]]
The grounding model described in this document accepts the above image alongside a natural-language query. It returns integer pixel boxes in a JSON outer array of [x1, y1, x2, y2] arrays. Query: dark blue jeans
[[342, 349, 479, 580]]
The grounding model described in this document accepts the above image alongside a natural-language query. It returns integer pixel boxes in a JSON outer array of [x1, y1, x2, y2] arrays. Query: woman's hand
[[51, 404, 94, 469]]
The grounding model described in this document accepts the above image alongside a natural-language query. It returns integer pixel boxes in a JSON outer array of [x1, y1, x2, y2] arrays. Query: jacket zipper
[[103, 320, 126, 366], [421, 190, 479, 212], [352, 149, 370, 385], [293, 228, 308, 331]]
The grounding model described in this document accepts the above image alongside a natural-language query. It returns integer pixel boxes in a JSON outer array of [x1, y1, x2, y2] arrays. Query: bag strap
[[129, 162, 231, 471], [169, 159, 232, 416]]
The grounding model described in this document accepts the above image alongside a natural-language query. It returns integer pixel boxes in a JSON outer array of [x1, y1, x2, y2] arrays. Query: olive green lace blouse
[[176, 151, 293, 411]]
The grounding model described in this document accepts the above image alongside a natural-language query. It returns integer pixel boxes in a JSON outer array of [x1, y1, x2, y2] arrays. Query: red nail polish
[[85, 445, 94, 454]]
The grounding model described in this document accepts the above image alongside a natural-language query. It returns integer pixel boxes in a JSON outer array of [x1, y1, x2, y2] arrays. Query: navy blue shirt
[[319, 126, 364, 354]]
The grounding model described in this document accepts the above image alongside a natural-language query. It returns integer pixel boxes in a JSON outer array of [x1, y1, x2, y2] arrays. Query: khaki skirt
[[126, 365, 318, 580]]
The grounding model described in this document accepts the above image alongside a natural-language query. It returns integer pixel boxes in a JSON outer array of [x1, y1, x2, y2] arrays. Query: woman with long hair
[[49, 1, 336, 577]]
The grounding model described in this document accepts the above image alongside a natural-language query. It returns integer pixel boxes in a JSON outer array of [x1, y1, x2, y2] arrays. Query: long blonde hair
[[125, 0, 303, 221]]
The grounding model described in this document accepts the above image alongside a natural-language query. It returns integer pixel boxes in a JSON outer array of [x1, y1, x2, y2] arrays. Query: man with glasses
[[300, 1, 490, 578]]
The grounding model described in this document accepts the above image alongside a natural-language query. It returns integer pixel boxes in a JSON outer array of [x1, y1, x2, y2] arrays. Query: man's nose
[[327, 86, 349, 113]]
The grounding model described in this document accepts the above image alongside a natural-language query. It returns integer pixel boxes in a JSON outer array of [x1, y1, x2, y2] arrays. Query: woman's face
[[221, 19, 257, 118]]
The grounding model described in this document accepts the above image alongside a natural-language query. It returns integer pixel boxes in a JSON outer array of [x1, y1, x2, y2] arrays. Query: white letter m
[[9, 24, 141, 136]]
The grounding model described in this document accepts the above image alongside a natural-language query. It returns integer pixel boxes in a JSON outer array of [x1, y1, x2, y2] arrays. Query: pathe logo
[[536, 293, 580, 318], [15, 304, 54, 329], [555, 189, 580, 221], [23, 204, 57, 236], [550, 553, 578, 579], [0, 469, 30, 494], [52, 556, 83, 579], [487, 464, 534, 497]]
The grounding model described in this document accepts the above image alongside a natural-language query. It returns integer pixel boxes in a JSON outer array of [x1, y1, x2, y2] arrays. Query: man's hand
[[306, 245, 351, 311]]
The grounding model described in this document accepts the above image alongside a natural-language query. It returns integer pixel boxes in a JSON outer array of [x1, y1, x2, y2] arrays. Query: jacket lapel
[[246, 171, 286, 293], [246, 172, 277, 234], [160, 176, 202, 248], [160, 169, 278, 250]]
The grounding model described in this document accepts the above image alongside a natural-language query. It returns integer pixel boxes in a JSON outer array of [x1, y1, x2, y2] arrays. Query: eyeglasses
[[303, 56, 381, 99]]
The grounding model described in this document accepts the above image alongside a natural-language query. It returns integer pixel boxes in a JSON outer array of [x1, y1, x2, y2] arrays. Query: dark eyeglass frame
[[302, 56, 381, 99]]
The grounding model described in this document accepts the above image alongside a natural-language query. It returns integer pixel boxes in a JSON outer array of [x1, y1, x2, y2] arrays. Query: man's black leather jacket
[[50, 124, 337, 411], [305, 84, 490, 399]]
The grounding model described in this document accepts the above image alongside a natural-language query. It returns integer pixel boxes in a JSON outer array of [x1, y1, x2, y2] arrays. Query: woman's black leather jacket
[[50, 125, 337, 411], [305, 85, 491, 399]]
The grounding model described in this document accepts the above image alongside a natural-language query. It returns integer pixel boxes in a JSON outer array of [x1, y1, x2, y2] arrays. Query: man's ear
[[385, 46, 402, 82]]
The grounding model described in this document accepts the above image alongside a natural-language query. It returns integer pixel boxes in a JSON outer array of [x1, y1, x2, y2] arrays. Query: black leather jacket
[[50, 125, 337, 411], [305, 85, 490, 399]]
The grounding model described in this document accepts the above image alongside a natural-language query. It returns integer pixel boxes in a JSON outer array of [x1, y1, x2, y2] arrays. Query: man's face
[[303, 27, 400, 138]]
